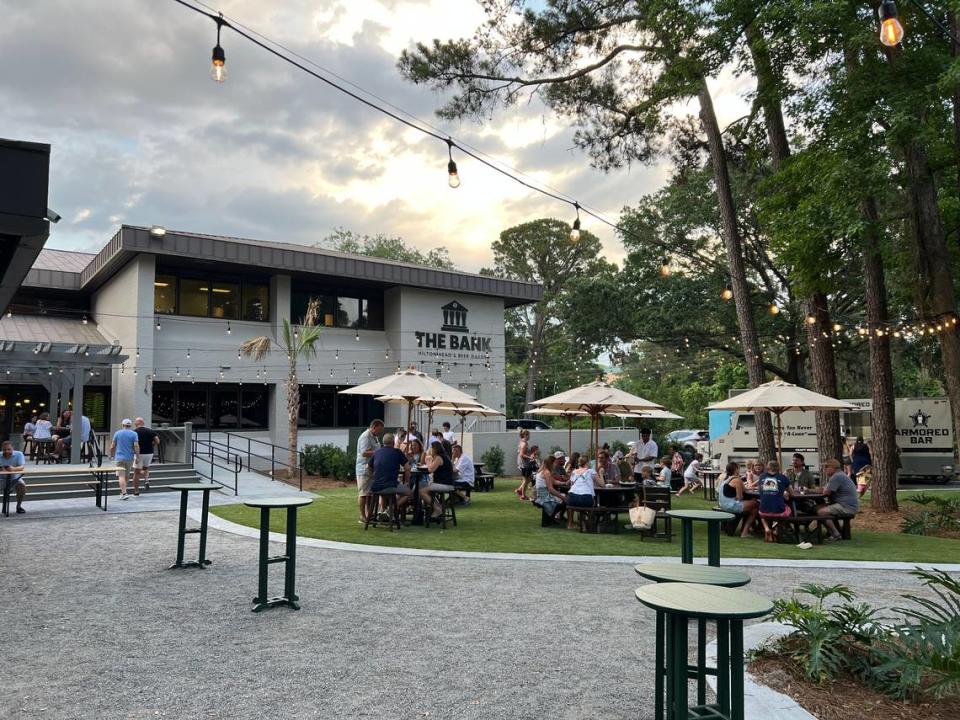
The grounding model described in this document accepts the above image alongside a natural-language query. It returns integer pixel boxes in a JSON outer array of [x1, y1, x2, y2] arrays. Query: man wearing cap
[[631, 428, 658, 482], [551, 450, 569, 485], [109, 418, 141, 500]]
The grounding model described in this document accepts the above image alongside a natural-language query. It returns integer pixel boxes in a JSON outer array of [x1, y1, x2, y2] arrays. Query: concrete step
[[22, 464, 205, 501]]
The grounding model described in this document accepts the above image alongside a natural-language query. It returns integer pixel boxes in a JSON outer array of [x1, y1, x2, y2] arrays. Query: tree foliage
[[322, 228, 455, 269]]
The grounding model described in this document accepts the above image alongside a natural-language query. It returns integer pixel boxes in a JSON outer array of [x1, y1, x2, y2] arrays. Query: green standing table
[[243, 496, 315, 613], [635, 582, 771, 720], [635, 563, 752, 719], [168, 482, 219, 569], [666, 509, 734, 566]]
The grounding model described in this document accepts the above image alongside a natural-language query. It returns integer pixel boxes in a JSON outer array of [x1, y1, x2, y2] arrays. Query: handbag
[[629, 505, 657, 530]]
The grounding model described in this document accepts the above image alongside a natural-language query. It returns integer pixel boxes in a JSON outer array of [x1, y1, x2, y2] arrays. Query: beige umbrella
[[707, 380, 857, 465], [339, 367, 476, 436], [429, 403, 502, 445], [531, 379, 663, 459], [525, 407, 589, 458]]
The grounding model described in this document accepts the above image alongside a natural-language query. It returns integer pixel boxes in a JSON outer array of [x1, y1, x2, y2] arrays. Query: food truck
[[708, 397, 955, 483]]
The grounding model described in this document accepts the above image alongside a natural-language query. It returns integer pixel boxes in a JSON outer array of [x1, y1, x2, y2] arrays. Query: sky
[[0, 0, 750, 272]]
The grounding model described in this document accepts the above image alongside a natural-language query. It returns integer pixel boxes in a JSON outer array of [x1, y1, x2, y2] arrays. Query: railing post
[[271, 444, 275, 481]]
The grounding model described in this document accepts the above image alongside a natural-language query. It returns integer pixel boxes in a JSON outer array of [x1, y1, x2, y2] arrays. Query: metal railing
[[198, 430, 304, 492], [191, 435, 242, 495]]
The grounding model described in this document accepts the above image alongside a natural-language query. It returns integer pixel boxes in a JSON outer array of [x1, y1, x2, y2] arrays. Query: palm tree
[[239, 298, 323, 471]]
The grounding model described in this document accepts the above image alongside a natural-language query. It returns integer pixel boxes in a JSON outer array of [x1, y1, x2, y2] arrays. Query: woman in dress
[[850, 438, 872, 487], [515, 429, 536, 501], [717, 461, 759, 538], [534, 455, 566, 523]]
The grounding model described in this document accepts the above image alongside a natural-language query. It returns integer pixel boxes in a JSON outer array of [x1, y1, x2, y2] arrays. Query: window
[[152, 389, 175, 426], [289, 284, 384, 330], [211, 390, 239, 429], [336, 393, 361, 427], [151, 384, 268, 430], [337, 297, 360, 328], [735, 414, 755, 430], [178, 278, 210, 317], [310, 388, 335, 426], [154, 274, 177, 314], [153, 271, 269, 322], [241, 390, 268, 429], [242, 284, 269, 321], [177, 390, 208, 428], [209, 282, 240, 320]]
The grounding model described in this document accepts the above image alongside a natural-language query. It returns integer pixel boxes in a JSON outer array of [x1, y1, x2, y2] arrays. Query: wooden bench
[[574, 505, 632, 533], [474, 472, 495, 491]]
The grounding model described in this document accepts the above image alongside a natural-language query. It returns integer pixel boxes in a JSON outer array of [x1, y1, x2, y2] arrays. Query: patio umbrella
[[524, 407, 589, 458], [339, 367, 476, 436], [707, 380, 857, 466], [428, 403, 502, 445], [531, 380, 663, 459]]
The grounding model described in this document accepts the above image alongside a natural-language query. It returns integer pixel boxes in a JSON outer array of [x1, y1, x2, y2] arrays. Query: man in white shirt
[[441, 422, 456, 444], [355, 419, 383, 521], [452, 444, 474, 505], [631, 428, 658, 480]]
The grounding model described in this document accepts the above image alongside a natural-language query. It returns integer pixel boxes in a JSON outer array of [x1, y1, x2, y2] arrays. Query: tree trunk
[[697, 80, 776, 462], [951, 12, 960, 208], [902, 139, 960, 446], [861, 196, 898, 512], [747, 20, 843, 465], [287, 357, 299, 471]]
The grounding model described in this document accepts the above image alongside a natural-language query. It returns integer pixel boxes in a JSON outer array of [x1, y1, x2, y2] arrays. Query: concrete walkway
[[0, 509, 944, 719]]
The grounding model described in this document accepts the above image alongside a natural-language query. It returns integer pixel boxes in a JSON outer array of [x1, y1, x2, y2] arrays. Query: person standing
[[109, 418, 140, 500], [631, 429, 658, 482], [850, 438, 872, 487], [441, 422, 455, 444], [355, 419, 384, 521], [133, 418, 160, 490], [515, 429, 535, 501], [0, 440, 27, 514], [406, 422, 424, 447]]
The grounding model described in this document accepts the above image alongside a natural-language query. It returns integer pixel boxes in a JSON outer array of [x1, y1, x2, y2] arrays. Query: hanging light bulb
[[367, 368, 372, 377], [211, 14, 227, 82], [446, 139, 460, 188], [806, 314, 816, 325], [569, 203, 581, 242], [186, 348, 191, 359], [384, 349, 390, 360], [226, 321, 232, 335], [335, 348, 340, 359], [329, 368, 334, 377], [720, 286, 734, 301], [832, 323, 842, 332], [135, 347, 141, 359], [659, 258, 671, 277], [352, 363, 357, 373], [5, 308, 10, 318], [155, 317, 161, 331], [355, 328, 360, 342], [878, 0, 904, 47], [82, 315, 89, 325], [768, 302, 780, 315]]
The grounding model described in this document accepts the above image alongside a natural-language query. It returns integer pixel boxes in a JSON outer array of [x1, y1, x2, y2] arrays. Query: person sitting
[[639, 466, 655, 485], [368, 433, 412, 521], [595, 450, 620, 484], [717, 461, 759, 538], [677, 453, 703, 496], [785, 453, 816, 490], [452, 444, 475, 504], [423, 440, 454, 522], [22, 415, 37, 443], [657, 456, 672, 486], [815, 458, 860, 541], [533, 455, 566, 523], [757, 460, 792, 543], [33, 412, 53, 442], [552, 451, 569, 486], [565, 451, 580, 476], [744, 459, 764, 491], [566, 455, 601, 528], [615, 451, 633, 484], [0, 440, 27, 514]]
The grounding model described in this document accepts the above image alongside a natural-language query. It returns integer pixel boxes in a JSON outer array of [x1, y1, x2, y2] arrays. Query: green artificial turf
[[212, 483, 960, 562]]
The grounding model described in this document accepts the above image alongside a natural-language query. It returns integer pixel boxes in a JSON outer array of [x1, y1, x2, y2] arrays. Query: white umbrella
[[525, 407, 589, 458], [707, 380, 857, 465], [428, 403, 502, 445]]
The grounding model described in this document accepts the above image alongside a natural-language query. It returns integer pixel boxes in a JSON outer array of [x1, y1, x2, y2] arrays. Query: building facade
[[0, 225, 541, 448]]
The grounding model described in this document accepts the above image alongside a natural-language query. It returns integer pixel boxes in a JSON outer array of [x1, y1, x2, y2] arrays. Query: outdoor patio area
[[0, 508, 942, 719]]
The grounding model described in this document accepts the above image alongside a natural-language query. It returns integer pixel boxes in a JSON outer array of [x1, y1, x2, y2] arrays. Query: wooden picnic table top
[[667, 509, 734, 522], [169, 482, 220, 492], [243, 496, 315, 509], [0, 464, 122, 475], [635, 582, 772, 619], [634, 563, 751, 588]]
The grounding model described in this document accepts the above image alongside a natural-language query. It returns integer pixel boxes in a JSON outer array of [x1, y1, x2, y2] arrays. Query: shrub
[[481, 445, 505, 476], [301, 443, 353, 480], [901, 494, 960, 535]]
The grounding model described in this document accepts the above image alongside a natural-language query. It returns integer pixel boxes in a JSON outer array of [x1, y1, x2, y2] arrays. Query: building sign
[[415, 301, 492, 360]]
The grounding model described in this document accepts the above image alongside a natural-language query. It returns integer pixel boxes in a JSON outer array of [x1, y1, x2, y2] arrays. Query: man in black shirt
[[133, 418, 160, 490]]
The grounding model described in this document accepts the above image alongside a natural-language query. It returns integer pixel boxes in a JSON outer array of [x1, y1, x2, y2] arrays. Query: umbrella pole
[[460, 413, 465, 447], [568, 417, 573, 460], [776, 412, 783, 468]]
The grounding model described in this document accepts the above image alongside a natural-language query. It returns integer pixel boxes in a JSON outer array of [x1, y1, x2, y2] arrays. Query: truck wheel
[[939, 475, 952, 485]]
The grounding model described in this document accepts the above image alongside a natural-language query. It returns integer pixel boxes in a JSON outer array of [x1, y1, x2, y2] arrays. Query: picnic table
[[635, 582, 772, 720], [1, 464, 121, 515], [666, 509, 734, 566], [744, 488, 832, 543]]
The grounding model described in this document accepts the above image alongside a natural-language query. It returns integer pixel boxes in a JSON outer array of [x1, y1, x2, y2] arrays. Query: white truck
[[707, 396, 956, 483]]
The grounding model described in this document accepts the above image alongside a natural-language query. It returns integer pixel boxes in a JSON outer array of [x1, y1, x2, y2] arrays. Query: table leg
[[169, 489, 188, 568], [198, 489, 211, 567], [671, 614, 688, 720], [716, 619, 730, 716], [665, 610, 675, 720], [412, 475, 423, 526], [285, 506, 300, 608], [655, 610, 664, 720], [730, 620, 745, 720], [252, 507, 270, 612], [707, 523, 721, 567], [2, 480, 9, 517], [696, 619, 706, 705], [103, 472, 108, 511], [681, 520, 694, 564]]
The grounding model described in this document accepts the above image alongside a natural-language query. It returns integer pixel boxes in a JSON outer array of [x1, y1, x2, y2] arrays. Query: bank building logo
[[441, 301, 468, 332], [910, 409, 931, 428]]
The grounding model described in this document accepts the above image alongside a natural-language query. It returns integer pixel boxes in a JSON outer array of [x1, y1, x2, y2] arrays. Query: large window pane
[[243, 284, 269, 321], [154, 274, 177, 314], [337, 297, 360, 328], [82, 389, 109, 431], [176, 390, 208, 428], [320, 295, 338, 327], [365, 296, 384, 330], [211, 390, 240, 429], [178, 278, 209, 317], [241, 389, 268, 429], [310, 387, 335, 426], [298, 391, 309, 427], [152, 388, 175, 426], [336, 393, 361, 427], [209, 282, 240, 320]]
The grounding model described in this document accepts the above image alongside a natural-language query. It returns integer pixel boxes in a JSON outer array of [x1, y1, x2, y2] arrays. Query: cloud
[[0, 0, 729, 271]]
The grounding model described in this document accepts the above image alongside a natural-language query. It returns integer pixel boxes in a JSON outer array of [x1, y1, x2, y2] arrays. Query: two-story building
[[0, 225, 541, 449]]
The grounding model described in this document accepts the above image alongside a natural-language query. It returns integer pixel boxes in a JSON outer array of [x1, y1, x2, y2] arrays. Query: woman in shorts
[[717, 461, 759, 538], [515, 429, 536, 501]]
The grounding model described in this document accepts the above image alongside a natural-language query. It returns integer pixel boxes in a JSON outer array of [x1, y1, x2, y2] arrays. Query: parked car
[[506, 419, 551, 430], [665, 429, 709, 449]]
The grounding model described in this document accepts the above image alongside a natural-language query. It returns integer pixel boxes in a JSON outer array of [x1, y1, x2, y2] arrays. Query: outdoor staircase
[[24, 462, 203, 501]]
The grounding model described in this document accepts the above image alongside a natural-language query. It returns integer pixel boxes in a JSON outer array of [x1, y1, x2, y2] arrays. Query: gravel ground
[[0, 511, 939, 720]]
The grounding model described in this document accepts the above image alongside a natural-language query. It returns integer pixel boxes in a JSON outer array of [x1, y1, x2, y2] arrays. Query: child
[[677, 453, 703, 496], [856, 465, 872, 497]]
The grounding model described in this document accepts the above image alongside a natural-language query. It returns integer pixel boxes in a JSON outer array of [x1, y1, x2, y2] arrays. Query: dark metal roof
[[75, 226, 542, 307]]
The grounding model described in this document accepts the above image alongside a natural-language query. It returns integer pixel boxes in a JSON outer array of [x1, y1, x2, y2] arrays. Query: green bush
[[481, 445, 505, 476], [301, 444, 354, 480], [901, 494, 960, 535]]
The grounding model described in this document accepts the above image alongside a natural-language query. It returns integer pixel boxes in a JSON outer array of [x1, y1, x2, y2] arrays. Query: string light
[[186, 348, 191, 359], [878, 0, 904, 47], [211, 13, 227, 82], [659, 258, 671, 278], [355, 328, 360, 342], [136, 347, 140, 359], [768, 303, 780, 315], [806, 315, 816, 325], [335, 348, 340, 359], [720, 286, 733, 301], [569, 203, 581, 242], [226, 321, 232, 335], [155, 317, 161, 331], [82, 315, 89, 325], [446, 139, 460, 188]]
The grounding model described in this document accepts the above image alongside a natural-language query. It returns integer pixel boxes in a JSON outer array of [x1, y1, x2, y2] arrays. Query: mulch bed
[[749, 654, 960, 720]]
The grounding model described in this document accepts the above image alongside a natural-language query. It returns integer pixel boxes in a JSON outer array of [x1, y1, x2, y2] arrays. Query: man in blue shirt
[[109, 418, 140, 500], [0, 440, 27, 514], [367, 434, 411, 521], [757, 460, 792, 543]]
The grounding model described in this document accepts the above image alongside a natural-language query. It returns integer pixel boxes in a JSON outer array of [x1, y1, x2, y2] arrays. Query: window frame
[[153, 271, 270, 322]]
